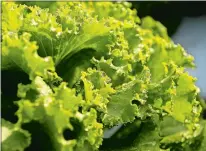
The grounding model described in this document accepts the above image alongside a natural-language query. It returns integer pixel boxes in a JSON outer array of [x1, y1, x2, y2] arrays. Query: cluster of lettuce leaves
[[1, 1, 206, 151]]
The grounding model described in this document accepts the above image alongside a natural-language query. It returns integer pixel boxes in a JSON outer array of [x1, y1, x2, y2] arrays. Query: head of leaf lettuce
[[1, 1, 206, 151]]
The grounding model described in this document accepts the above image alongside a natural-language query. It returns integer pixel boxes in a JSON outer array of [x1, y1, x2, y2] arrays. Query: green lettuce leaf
[[1, 119, 31, 151], [198, 121, 206, 151], [2, 32, 55, 80], [15, 76, 103, 151], [102, 80, 146, 126], [1, 1, 204, 151]]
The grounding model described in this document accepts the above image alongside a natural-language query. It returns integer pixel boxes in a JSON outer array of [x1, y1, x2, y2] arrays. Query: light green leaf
[[103, 80, 147, 126], [81, 68, 115, 113], [83, 2, 140, 23], [141, 16, 169, 40], [1, 119, 31, 151], [2, 32, 55, 80], [15, 76, 103, 151]]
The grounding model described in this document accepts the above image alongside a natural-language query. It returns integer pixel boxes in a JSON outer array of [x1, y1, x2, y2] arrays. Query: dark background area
[[131, 1, 206, 36]]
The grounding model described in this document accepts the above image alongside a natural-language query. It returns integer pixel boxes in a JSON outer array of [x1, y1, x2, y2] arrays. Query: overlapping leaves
[[1, 1, 206, 151]]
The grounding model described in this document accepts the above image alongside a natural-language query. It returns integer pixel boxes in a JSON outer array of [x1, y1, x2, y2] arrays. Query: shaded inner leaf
[[56, 48, 96, 87]]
